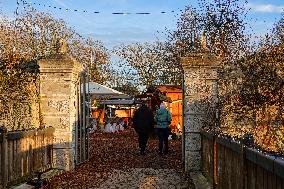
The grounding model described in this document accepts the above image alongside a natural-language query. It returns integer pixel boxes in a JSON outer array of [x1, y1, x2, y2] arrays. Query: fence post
[[0, 128, 8, 189]]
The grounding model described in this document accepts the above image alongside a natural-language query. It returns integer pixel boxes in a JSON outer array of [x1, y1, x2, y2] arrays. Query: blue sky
[[1, 0, 283, 48]]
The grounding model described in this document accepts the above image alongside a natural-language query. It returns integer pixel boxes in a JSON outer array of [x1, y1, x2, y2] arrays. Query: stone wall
[[38, 54, 82, 171], [181, 53, 220, 171]]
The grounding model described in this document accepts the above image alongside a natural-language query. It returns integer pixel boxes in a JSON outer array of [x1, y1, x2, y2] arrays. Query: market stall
[[83, 82, 138, 132]]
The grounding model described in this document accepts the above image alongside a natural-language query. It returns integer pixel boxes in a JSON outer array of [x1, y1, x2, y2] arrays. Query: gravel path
[[93, 168, 188, 189]]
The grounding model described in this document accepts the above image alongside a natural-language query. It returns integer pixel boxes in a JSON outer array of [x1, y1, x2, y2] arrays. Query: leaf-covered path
[[49, 129, 193, 188]]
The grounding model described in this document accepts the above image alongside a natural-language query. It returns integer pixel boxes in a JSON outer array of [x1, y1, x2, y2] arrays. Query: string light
[[19, 0, 181, 15]]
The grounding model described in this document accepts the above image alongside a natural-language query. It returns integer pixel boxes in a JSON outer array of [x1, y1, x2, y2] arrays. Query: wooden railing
[[0, 127, 54, 188], [201, 130, 284, 189]]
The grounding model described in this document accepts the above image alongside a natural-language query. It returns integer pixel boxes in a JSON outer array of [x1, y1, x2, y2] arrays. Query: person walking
[[155, 103, 172, 155], [133, 102, 154, 155]]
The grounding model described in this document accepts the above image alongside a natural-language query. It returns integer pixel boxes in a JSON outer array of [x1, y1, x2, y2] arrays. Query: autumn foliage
[[218, 14, 284, 154], [0, 8, 110, 130]]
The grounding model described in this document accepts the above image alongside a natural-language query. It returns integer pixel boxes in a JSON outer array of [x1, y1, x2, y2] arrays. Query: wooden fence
[[201, 130, 284, 189], [0, 127, 54, 188]]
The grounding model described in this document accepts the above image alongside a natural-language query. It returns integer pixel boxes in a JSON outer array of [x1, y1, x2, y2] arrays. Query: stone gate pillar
[[181, 53, 220, 171], [38, 53, 82, 171]]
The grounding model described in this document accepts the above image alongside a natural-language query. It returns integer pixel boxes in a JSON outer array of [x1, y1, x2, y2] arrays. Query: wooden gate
[[74, 71, 90, 165]]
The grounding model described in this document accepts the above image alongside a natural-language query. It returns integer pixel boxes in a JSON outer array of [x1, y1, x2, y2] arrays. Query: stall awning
[[82, 82, 130, 99], [99, 99, 142, 105]]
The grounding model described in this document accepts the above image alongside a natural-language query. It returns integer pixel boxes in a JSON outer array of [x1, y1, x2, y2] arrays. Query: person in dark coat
[[133, 102, 154, 155]]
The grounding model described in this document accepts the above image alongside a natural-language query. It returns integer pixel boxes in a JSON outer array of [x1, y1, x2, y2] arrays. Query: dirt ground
[[49, 128, 194, 189]]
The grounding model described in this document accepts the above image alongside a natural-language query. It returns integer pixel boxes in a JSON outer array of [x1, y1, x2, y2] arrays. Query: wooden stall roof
[[155, 85, 182, 93]]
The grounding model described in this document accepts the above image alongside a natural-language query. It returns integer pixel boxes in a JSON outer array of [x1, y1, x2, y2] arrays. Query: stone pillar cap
[[181, 52, 221, 69], [38, 54, 82, 74]]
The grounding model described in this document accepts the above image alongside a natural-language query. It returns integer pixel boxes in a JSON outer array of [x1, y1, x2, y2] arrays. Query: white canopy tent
[[82, 82, 130, 99]]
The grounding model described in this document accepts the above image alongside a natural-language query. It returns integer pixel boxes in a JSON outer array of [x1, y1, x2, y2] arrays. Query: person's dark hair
[[141, 100, 147, 105], [141, 100, 150, 106]]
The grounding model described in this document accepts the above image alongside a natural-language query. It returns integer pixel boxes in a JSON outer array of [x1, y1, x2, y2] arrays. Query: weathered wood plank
[[33, 133, 37, 172], [267, 171, 277, 189], [226, 147, 231, 189], [0, 144, 1, 187], [276, 176, 282, 189], [22, 137, 27, 177], [20, 138, 23, 177], [42, 134, 45, 170], [36, 133, 40, 171], [256, 165, 264, 189], [228, 148, 233, 189], [0, 130, 8, 189], [44, 135, 49, 169], [210, 139, 214, 183], [0, 143, 2, 186], [223, 146, 229, 189], [202, 136, 212, 183], [233, 150, 240, 189], [213, 139, 217, 187], [17, 139, 20, 179], [221, 145, 226, 189], [13, 140, 17, 181], [234, 150, 239, 189], [216, 143, 222, 189], [26, 137, 30, 176], [28, 137, 33, 175], [243, 156, 248, 189], [239, 147, 244, 189], [248, 160, 256, 189], [263, 169, 268, 189], [11, 140, 17, 181], [8, 140, 13, 182]]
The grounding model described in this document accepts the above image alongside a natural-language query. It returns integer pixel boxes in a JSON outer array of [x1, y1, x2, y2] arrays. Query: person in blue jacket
[[155, 102, 172, 155]]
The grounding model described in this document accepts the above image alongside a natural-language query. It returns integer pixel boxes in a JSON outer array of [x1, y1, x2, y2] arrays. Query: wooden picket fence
[[0, 127, 54, 188], [201, 130, 284, 189]]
